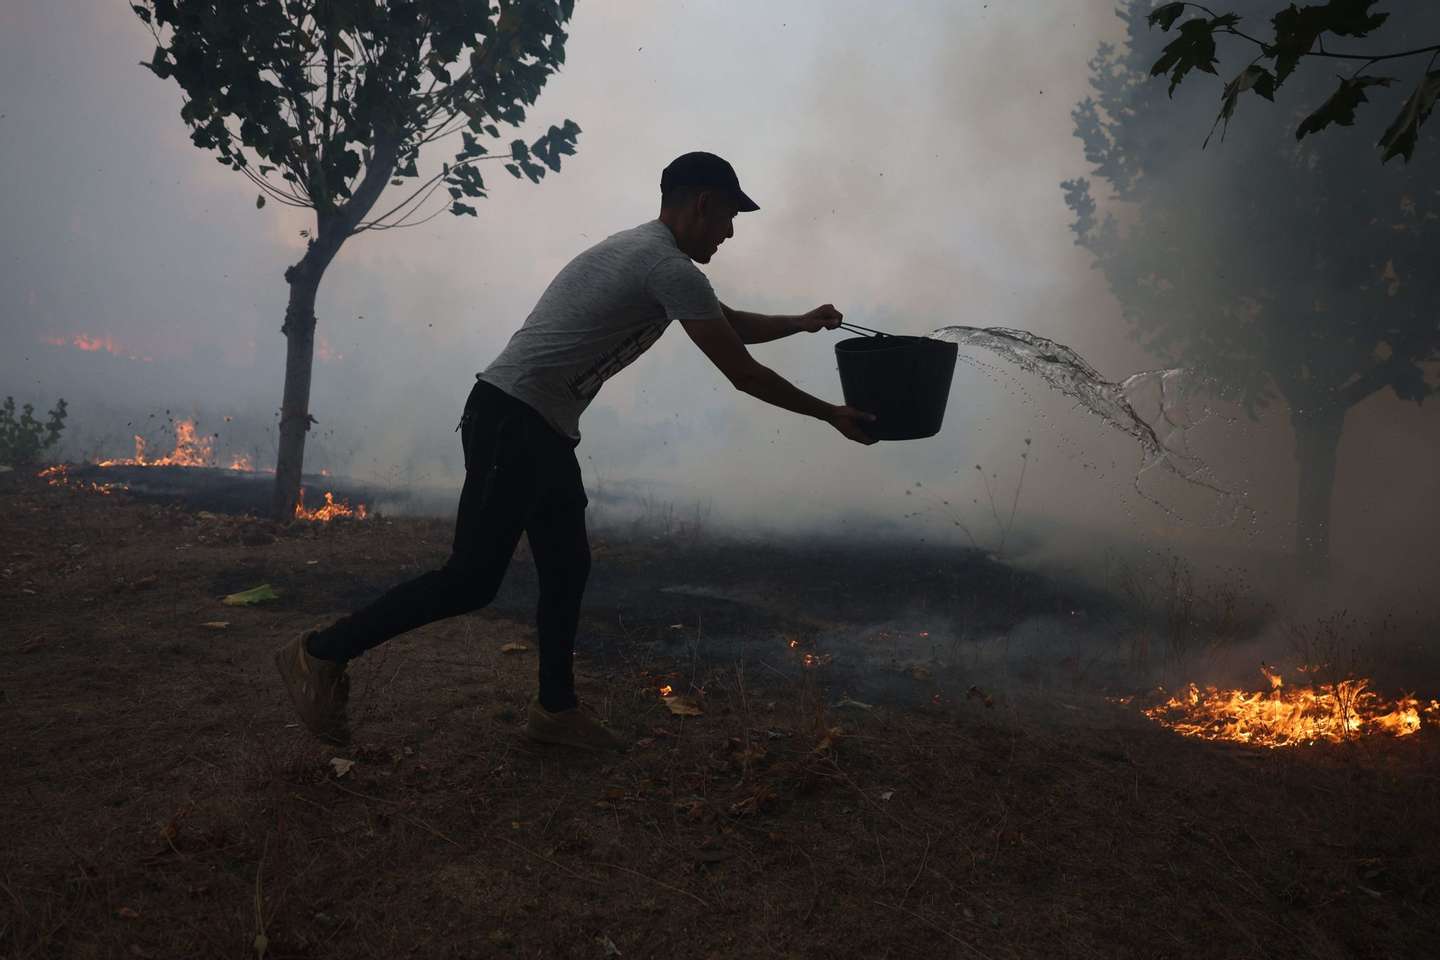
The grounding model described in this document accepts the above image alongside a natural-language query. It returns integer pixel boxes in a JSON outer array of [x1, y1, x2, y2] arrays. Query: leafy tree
[[1063, 0, 1439, 575], [131, 0, 581, 519], [1146, 1, 1440, 161], [1, 397, 68, 466]]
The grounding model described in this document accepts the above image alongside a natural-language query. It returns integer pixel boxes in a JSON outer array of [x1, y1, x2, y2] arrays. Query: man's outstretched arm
[[680, 316, 875, 444], [721, 302, 844, 344]]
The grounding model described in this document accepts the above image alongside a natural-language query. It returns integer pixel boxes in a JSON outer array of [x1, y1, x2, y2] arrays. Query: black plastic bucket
[[835, 334, 958, 440]]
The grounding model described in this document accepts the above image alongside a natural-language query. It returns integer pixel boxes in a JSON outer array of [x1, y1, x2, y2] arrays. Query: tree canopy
[[1145, 0, 1440, 161], [1063, 0, 1439, 570], [135, 0, 579, 230]]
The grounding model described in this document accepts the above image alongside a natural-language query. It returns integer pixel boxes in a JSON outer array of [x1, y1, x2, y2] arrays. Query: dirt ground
[[2, 469, 1438, 960]]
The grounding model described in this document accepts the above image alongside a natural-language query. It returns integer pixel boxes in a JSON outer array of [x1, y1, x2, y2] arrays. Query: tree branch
[[239, 164, 312, 208], [353, 153, 507, 231], [1174, 2, 1440, 65]]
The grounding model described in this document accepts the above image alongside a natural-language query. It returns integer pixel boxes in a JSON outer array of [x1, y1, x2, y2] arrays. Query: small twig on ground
[[874, 899, 994, 960], [498, 836, 604, 887], [327, 779, 459, 845], [900, 832, 932, 907], [794, 842, 821, 925], [253, 833, 269, 959], [584, 859, 710, 908]]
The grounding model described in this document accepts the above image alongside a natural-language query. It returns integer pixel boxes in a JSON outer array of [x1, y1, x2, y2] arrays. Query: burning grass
[[38, 417, 367, 523], [293, 486, 367, 522], [1120, 665, 1440, 748]]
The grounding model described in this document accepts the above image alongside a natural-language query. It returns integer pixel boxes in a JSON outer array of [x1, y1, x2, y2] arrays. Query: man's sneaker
[[273, 633, 350, 745], [524, 698, 628, 751]]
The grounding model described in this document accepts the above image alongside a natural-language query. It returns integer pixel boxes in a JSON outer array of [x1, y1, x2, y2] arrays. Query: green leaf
[[1150, 18, 1222, 96], [131, 4, 152, 24], [1379, 70, 1440, 163], [256, 194, 267, 209], [504, 162, 521, 179], [1311, 0, 1388, 37], [1148, 2, 1187, 30], [1295, 74, 1392, 141], [450, 200, 478, 217], [141, 45, 171, 80], [1207, 64, 1278, 147], [1265, 3, 1384, 84], [222, 583, 281, 606]]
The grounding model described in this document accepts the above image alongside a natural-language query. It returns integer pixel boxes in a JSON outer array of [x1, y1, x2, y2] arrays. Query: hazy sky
[[2, 1, 1435, 597]]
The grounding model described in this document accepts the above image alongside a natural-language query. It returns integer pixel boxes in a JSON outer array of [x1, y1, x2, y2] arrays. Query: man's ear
[[694, 189, 713, 217]]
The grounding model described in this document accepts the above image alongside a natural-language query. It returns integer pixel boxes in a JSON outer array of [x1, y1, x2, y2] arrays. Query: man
[[275, 151, 875, 750]]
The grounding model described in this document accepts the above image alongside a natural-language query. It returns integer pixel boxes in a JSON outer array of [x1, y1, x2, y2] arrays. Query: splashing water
[[929, 326, 1242, 525]]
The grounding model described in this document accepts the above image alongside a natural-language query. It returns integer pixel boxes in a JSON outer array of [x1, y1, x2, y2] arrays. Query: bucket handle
[[837, 321, 891, 338]]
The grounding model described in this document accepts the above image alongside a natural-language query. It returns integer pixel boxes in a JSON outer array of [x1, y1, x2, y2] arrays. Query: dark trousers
[[307, 378, 590, 711]]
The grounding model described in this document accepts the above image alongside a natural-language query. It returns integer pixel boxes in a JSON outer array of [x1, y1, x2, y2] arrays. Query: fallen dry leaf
[[663, 695, 703, 717], [729, 785, 776, 817], [499, 642, 530, 654], [116, 906, 140, 919], [201, 621, 229, 631], [812, 725, 844, 754], [329, 757, 355, 778]]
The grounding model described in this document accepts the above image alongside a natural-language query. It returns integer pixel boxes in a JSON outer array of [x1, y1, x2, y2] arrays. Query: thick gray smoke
[[3, 1, 1436, 608]]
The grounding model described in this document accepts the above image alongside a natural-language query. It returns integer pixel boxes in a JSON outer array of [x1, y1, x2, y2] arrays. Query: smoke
[[3, 1, 1437, 610]]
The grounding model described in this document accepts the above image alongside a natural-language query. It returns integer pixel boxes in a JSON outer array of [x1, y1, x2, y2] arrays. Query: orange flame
[[42, 332, 151, 361], [294, 487, 367, 523], [96, 420, 214, 468], [1135, 666, 1436, 748], [37, 464, 122, 496], [659, 684, 674, 697]]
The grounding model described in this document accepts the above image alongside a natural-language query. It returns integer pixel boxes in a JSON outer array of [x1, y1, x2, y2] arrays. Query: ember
[[294, 487, 367, 522], [38, 464, 123, 496], [1129, 665, 1439, 748]]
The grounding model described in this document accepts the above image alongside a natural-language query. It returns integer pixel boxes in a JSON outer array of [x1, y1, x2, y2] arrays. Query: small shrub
[[0, 396, 68, 465]]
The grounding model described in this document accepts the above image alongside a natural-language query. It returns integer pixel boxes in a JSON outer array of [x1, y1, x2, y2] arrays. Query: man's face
[[688, 191, 738, 263]]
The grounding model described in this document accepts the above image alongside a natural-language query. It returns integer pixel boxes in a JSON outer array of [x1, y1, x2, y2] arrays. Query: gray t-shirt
[[478, 220, 724, 439]]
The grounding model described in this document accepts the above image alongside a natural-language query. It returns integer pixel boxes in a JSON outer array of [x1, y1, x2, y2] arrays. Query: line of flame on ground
[[294, 487, 367, 522], [94, 419, 252, 470], [37, 464, 124, 497], [1125, 665, 1440, 748], [40, 418, 365, 523]]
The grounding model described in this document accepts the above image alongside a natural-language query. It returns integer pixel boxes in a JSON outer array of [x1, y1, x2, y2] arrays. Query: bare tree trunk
[[271, 264, 324, 520], [268, 138, 400, 520], [1291, 404, 1346, 580]]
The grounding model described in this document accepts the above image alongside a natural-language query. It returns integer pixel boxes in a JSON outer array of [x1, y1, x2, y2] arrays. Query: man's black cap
[[660, 152, 759, 212]]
